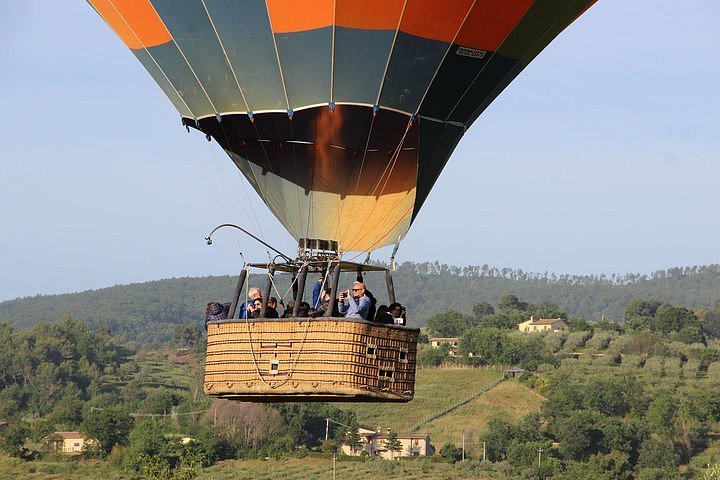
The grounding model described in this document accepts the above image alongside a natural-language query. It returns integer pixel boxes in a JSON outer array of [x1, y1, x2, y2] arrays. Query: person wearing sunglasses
[[388, 302, 405, 326], [248, 298, 264, 319], [338, 281, 371, 320], [238, 287, 262, 319]]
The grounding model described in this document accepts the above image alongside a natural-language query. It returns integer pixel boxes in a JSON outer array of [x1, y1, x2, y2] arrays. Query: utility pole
[[461, 433, 465, 461], [483, 441, 486, 462], [332, 452, 336, 480], [325, 418, 329, 443], [538, 446, 543, 467]]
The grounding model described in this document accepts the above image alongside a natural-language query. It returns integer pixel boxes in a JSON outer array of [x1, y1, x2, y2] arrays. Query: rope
[[237, 261, 313, 389], [244, 315, 314, 390], [345, 204, 413, 262], [338, 116, 413, 249], [268, 260, 310, 304], [198, 0, 275, 241], [91, 406, 210, 418], [332, 0, 408, 250]]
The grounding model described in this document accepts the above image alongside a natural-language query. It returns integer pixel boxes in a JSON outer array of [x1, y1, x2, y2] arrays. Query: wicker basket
[[204, 318, 418, 402]]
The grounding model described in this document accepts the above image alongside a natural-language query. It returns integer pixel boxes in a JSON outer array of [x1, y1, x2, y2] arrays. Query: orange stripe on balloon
[[399, 0, 474, 43], [335, 0, 404, 30], [267, 0, 334, 33], [88, 0, 171, 50], [455, 0, 534, 51]]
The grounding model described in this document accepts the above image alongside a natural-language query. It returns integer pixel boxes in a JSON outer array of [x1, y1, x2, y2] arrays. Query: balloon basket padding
[[204, 317, 418, 402]]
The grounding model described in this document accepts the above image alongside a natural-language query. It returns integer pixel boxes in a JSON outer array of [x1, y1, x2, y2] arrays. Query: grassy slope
[[341, 367, 544, 450]]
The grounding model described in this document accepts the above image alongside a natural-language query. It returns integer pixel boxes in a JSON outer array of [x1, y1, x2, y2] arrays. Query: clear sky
[[1, 1, 719, 302]]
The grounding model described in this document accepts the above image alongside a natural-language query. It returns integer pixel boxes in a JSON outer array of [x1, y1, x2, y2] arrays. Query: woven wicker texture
[[205, 318, 418, 402]]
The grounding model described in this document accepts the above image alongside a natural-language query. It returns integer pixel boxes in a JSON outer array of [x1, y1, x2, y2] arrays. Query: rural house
[[428, 337, 460, 356], [47, 431, 96, 453], [517, 316, 567, 333], [341, 428, 433, 459]]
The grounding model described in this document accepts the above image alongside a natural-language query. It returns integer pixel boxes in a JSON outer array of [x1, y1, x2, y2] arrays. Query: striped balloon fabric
[[89, 0, 596, 253]]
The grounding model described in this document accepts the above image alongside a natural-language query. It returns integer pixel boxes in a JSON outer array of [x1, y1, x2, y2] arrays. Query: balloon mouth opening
[[297, 238, 339, 260]]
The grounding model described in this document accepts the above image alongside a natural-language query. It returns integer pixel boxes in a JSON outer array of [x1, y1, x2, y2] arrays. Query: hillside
[[2, 262, 720, 343], [341, 368, 543, 451], [1, 313, 719, 479]]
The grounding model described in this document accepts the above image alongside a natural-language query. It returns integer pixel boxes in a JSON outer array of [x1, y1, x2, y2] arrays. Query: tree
[[637, 436, 680, 470], [81, 406, 134, 457], [416, 345, 447, 367], [654, 304, 699, 334], [125, 419, 170, 474], [384, 431, 402, 460], [532, 301, 566, 320], [703, 310, 720, 339], [479, 310, 526, 330], [498, 294, 523, 312], [459, 327, 507, 365], [703, 464, 720, 480], [626, 299, 662, 319], [472, 302, 495, 321], [439, 441, 462, 462], [625, 299, 662, 330], [172, 324, 202, 349], [552, 410, 603, 461], [0, 423, 29, 458], [481, 418, 515, 461], [210, 400, 284, 453], [343, 421, 362, 455], [563, 452, 632, 480], [426, 310, 474, 337]]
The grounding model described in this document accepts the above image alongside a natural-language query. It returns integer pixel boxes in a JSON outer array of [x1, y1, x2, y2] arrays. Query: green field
[[0, 455, 502, 480]]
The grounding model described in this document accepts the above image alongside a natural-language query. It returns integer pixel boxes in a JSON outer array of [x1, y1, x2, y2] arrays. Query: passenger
[[389, 302, 405, 325], [238, 287, 262, 319], [248, 298, 264, 319], [338, 281, 371, 320], [282, 300, 295, 318], [364, 288, 377, 322], [311, 288, 340, 317], [204, 301, 230, 330], [311, 275, 324, 308], [297, 301, 311, 317], [374, 305, 395, 325], [265, 297, 280, 318]]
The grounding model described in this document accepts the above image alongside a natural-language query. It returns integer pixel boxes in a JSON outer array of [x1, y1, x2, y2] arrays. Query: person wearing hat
[[204, 301, 230, 329]]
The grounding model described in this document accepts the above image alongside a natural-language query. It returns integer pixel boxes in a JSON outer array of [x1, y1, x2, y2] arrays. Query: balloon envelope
[[89, 0, 596, 252]]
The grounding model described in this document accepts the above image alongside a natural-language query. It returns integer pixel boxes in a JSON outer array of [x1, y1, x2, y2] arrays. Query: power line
[[90, 406, 210, 418]]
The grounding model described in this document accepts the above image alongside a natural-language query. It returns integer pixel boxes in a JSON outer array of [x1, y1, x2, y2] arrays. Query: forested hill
[[2, 262, 720, 344]]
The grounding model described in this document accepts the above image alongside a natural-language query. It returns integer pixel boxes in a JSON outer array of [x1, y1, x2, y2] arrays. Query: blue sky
[[1, 1, 719, 301]]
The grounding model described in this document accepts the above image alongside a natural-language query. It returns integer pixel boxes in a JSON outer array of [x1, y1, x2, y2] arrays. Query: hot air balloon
[[88, 0, 597, 401]]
